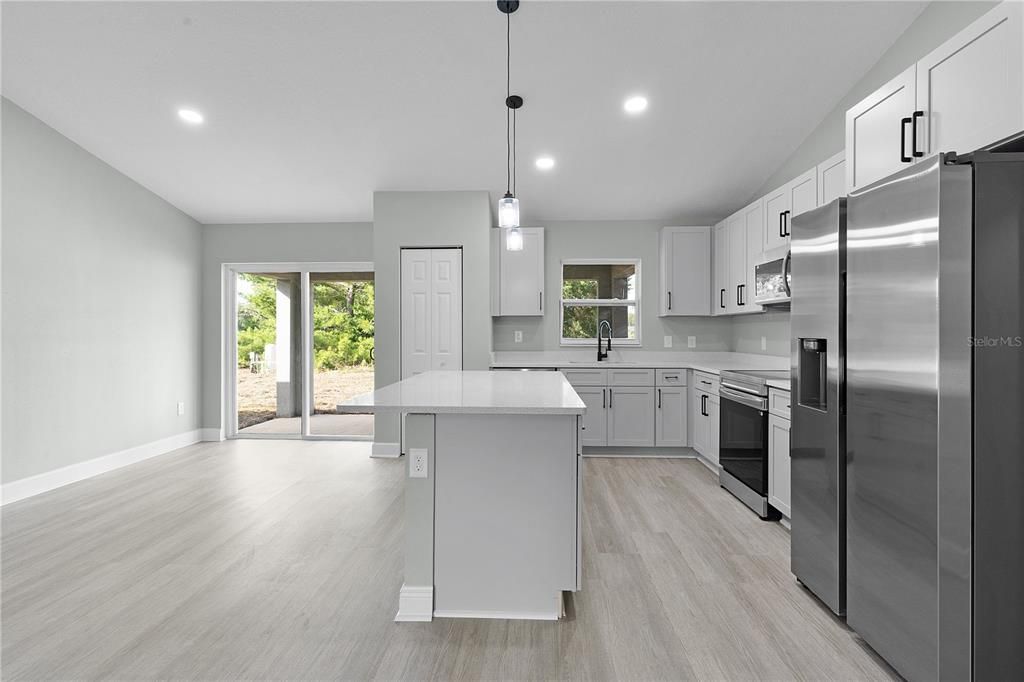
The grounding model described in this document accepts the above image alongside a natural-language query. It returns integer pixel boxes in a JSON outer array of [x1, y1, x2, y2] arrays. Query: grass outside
[[237, 366, 375, 429]]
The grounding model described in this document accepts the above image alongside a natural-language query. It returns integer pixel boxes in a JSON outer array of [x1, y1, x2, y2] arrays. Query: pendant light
[[498, 0, 524, 251]]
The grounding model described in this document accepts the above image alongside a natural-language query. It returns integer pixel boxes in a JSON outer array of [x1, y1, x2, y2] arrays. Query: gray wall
[[732, 309, 791, 357], [373, 191, 492, 446], [199, 222, 374, 431], [1, 98, 203, 483], [750, 1, 997, 200], [492, 221, 733, 353]]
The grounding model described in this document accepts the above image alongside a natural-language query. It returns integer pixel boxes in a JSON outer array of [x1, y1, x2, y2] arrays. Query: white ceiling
[[2, 1, 926, 225]]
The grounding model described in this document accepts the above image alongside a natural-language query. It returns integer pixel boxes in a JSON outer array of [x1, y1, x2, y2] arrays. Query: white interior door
[[430, 249, 463, 371], [401, 249, 432, 379], [401, 248, 463, 379]]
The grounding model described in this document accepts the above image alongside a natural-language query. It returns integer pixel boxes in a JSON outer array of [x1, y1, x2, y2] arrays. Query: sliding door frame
[[222, 261, 375, 441]]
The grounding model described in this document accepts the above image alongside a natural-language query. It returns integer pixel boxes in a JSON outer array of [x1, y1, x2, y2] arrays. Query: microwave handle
[[782, 250, 792, 297]]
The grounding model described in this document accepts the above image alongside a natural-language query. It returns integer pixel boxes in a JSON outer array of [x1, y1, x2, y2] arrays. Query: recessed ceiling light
[[623, 95, 648, 115], [177, 108, 204, 125], [535, 156, 555, 170]]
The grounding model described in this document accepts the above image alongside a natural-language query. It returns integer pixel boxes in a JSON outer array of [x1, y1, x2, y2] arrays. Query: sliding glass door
[[227, 263, 374, 440]]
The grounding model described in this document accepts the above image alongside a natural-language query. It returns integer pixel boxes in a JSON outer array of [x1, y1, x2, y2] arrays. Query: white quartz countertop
[[337, 370, 586, 415], [490, 351, 789, 376]]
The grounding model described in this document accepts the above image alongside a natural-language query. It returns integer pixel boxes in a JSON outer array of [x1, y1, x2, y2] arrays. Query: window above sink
[[560, 259, 641, 346]]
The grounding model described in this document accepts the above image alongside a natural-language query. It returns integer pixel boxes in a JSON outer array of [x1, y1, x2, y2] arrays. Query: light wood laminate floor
[[2, 440, 895, 680]]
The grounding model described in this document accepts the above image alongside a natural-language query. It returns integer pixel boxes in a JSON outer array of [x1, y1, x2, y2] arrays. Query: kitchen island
[[338, 370, 586, 622]]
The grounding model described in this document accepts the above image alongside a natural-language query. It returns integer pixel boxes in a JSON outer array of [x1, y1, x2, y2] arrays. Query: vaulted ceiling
[[2, 1, 926, 224]]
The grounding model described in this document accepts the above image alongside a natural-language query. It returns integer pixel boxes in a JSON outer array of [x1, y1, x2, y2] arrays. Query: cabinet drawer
[[656, 369, 687, 387], [693, 371, 720, 395], [769, 388, 791, 419], [559, 368, 608, 386], [608, 368, 655, 386]]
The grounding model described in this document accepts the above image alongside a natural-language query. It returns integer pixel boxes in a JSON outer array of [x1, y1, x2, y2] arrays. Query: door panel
[[430, 249, 462, 371], [768, 415, 791, 518], [728, 213, 746, 314], [846, 156, 942, 681], [655, 386, 687, 447], [576, 387, 608, 447], [846, 65, 917, 193], [401, 250, 432, 378], [763, 186, 791, 253], [917, 1, 1024, 157], [607, 388, 655, 447]]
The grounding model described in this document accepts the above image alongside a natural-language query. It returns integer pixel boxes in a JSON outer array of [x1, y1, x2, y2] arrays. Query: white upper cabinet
[[712, 220, 730, 315], [727, 212, 746, 315], [742, 199, 764, 314], [491, 227, 544, 316], [846, 1, 1024, 194], [916, 1, 1024, 157], [763, 168, 816, 254], [845, 64, 918, 193], [817, 150, 846, 205], [659, 226, 711, 316]]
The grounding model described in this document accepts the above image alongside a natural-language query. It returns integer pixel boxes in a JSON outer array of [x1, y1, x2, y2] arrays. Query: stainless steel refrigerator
[[789, 199, 846, 618], [791, 146, 1024, 681]]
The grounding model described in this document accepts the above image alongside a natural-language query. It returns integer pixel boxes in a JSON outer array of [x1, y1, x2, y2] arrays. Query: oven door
[[718, 387, 770, 496]]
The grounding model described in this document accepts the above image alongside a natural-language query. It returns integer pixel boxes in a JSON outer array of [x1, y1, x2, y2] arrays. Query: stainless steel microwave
[[754, 252, 791, 306]]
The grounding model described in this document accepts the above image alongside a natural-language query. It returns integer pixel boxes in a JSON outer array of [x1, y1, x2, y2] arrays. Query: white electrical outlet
[[177, 401, 185, 416], [687, 336, 697, 349], [761, 336, 767, 351], [514, 330, 523, 343], [664, 335, 672, 348], [409, 448, 428, 478]]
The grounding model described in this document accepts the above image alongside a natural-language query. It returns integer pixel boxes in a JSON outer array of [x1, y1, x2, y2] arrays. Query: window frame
[[559, 258, 642, 347]]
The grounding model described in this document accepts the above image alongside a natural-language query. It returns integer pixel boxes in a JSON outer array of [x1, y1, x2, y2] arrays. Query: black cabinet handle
[[737, 284, 745, 306], [779, 212, 785, 238], [668, 291, 672, 311], [657, 389, 662, 409], [602, 388, 606, 409], [609, 389, 613, 409], [539, 291, 543, 311], [701, 394, 708, 417], [720, 288, 726, 309], [900, 116, 912, 163], [912, 110, 924, 157], [782, 210, 791, 237]]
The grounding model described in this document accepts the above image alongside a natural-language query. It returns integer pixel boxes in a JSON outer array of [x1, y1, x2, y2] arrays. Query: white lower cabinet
[[575, 386, 608, 447], [607, 387, 655, 447], [768, 412, 792, 519], [561, 368, 689, 449], [690, 385, 720, 466], [655, 386, 687, 447]]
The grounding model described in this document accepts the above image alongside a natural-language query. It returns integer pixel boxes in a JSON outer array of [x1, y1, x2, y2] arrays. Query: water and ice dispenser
[[798, 338, 828, 411]]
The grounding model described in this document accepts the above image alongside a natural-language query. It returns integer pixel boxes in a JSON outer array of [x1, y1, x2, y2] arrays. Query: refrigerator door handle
[[782, 250, 792, 297]]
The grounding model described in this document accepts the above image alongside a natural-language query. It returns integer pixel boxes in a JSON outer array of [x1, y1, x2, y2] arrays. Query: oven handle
[[719, 386, 768, 411]]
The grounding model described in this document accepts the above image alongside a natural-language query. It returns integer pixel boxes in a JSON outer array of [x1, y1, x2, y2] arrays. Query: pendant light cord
[[505, 10, 512, 196]]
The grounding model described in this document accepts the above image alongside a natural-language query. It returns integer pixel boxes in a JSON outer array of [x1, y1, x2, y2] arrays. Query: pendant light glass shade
[[498, 193, 520, 229], [506, 225, 524, 251]]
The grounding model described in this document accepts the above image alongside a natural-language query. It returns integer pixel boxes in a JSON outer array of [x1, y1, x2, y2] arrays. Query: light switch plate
[[514, 330, 523, 343], [177, 401, 185, 416], [761, 336, 767, 351], [687, 336, 697, 349], [663, 335, 672, 348], [409, 448, 428, 478]]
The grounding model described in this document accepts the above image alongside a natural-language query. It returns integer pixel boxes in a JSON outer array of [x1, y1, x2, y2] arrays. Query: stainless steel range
[[717, 369, 789, 519]]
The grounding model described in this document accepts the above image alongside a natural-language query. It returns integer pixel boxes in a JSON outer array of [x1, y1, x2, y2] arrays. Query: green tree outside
[[237, 274, 375, 370]]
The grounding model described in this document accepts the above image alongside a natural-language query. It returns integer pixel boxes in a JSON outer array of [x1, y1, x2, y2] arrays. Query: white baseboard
[[779, 516, 791, 531], [1, 429, 202, 506], [432, 609, 560, 621], [200, 428, 224, 442], [395, 584, 433, 622], [371, 441, 401, 458], [695, 454, 720, 475]]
